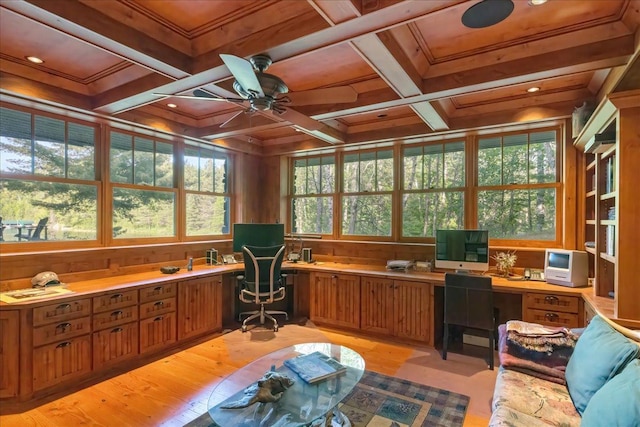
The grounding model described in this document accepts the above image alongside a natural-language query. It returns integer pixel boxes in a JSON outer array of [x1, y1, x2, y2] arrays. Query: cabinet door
[[394, 280, 431, 342], [177, 276, 222, 340], [139, 312, 176, 354], [0, 311, 20, 398], [310, 273, 360, 329], [93, 321, 139, 369], [360, 277, 394, 335], [32, 335, 92, 391]]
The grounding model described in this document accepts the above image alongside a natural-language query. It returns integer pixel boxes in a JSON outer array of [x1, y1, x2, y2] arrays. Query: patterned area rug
[[185, 370, 469, 427]]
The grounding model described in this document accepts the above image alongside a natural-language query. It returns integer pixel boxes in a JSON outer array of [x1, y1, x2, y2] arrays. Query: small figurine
[[219, 370, 294, 409]]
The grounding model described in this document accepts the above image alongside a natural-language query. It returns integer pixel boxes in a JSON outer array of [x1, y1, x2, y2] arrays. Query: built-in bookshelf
[[576, 89, 640, 325]]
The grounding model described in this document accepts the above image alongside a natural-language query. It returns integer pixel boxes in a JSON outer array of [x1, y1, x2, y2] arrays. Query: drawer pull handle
[[56, 341, 71, 348], [56, 322, 72, 331], [544, 312, 559, 320], [154, 286, 162, 291], [56, 303, 71, 311], [111, 327, 123, 333], [544, 296, 559, 303], [153, 316, 164, 322], [154, 301, 164, 307], [110, 293, 123, 299], [111, 310, 123, 317]]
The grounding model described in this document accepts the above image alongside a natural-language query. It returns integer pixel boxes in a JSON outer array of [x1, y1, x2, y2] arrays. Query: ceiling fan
[[158, 53, 358, 140]]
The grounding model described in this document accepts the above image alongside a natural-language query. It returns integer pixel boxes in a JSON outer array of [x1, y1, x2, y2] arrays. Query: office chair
[[442, 272, 496, 370], [14, 217, 48, 241], [238, 244, 288, 332]]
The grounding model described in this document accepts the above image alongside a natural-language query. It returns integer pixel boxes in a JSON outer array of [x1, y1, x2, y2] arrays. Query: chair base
[[441, 323, 495, 370], [239, 304, 288, 332]]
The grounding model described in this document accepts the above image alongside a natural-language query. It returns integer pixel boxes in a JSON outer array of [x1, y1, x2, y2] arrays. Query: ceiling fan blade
[[152, 90, 245, 103], [220, 54, 265, 97], [287, 86, 358, 106]]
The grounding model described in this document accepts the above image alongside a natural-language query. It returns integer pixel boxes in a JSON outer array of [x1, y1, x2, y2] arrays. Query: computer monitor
[[232, 223, 285, 253], [435, 229, 489, 273], [543, 249, 588, 287]]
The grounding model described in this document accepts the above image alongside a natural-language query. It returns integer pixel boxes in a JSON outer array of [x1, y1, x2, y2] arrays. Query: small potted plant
[[492, 250, 517, 277]]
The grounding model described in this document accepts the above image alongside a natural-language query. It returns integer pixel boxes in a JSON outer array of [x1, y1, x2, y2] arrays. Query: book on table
[[283, 351, 347, 384]]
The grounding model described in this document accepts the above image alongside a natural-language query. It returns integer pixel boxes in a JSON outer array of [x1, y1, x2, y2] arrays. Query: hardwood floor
[[0, 321, 497, 426]]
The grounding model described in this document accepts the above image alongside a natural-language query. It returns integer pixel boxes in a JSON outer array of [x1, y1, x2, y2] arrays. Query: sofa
[[489, 315, 640, 427]]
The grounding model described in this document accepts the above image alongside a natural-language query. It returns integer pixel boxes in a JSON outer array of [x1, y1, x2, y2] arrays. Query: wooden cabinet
[[577, 91, 640, 325], [31, 298, 92, 392], [177, 276, 222, 340], [310, 272, 360, 329], [361, 277, 431, 342], [139, 283, 176, 354], [523, 292, 581, 328], [0, 311, 20, 398], [92, 289, 139, 369]]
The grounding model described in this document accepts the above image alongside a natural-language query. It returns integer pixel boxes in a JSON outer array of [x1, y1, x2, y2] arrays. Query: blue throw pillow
[[581, 359, 640, 427], [565, 315, 640, 415]]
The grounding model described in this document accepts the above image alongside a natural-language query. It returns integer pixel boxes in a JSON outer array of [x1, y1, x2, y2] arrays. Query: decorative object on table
[[186, 370, 470, 427], [160, 266, 180, 274], [31, 271, 62, 288], [283, 350, 347, 384], [219, 370, 294, 409], [492, 250, 517, 277]]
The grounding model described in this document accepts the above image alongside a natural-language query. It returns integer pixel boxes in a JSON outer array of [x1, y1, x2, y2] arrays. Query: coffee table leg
[[307, 406, 351, 427]]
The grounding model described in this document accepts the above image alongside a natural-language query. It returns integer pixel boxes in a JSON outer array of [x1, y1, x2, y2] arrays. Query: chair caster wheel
[[241, 325, 247, 333], [273, 326, 278, 332]]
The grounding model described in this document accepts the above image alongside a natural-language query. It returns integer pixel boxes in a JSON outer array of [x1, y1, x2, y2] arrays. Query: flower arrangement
[[492, 250, 517, 277]]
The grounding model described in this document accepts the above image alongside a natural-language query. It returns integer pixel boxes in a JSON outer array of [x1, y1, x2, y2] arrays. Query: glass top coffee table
[[207, 343, 365, 427]]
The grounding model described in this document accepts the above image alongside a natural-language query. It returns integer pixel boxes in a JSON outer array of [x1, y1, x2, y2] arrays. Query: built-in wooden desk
[[0, 260, 620, 405]]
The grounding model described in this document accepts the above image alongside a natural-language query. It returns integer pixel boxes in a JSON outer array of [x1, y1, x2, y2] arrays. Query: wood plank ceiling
[[0, 0, 638, 154]]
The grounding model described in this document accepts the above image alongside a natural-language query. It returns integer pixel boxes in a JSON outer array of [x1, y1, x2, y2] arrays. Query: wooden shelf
[[586, 219, 596, 225], [600, 192, 616, 201], [600, 145, 617, 160], [586, 190, 596, 198], [585, 247, 596, 255], [586, 160, 596, 171], [600, 252, 616, 263], [600, 219, 616, 226]]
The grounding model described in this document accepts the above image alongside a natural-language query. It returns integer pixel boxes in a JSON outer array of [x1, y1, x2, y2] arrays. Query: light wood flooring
[[0, 321, 497, 427]]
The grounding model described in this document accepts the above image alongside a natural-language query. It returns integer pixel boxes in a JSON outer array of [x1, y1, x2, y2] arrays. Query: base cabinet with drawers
[[177, 276, 222, 340], [139, 283, 177, 354], [0, 310, 20, 398], [523, 292, 582, 328], [92, 289, 139, 369], [31, 298, 93, 392]]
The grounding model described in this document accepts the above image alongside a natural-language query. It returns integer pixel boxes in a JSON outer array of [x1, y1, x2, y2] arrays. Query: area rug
[[185, 370, 469, 427]]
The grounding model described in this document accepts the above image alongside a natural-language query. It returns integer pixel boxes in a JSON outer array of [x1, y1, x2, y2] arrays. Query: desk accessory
[[283, 351, 346, 384], [206, 249, 218, 265], [160, 266, 180, 274]]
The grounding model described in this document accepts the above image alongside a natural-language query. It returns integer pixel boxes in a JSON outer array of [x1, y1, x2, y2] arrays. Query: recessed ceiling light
[[461, 0, 514, 29], [527, 87, 541, 93], [167, 103, 177, 108], [26, 56, 44, 64], [528, 0, 548, 5]]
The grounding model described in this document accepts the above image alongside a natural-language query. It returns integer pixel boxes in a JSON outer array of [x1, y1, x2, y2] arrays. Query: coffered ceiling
[[0, 0, 638, 154]]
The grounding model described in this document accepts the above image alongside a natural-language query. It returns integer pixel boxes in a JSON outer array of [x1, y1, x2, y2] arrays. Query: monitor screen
[[435, 229, 489, 272], [232, 223, 285, 252], [548, 252, 570, 269]]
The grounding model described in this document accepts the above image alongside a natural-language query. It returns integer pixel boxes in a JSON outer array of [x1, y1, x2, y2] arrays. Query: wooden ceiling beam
[[7, 0, 192, 78]]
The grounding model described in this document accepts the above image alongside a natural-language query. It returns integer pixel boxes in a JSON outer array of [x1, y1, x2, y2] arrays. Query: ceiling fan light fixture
[[461, 0, 514, 29]]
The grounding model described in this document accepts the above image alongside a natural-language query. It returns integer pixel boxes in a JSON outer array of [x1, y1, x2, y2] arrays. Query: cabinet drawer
[[140, 297, 176, 319], [33, 299, 92, 327], [93, 290, 138, 313], [93, 305, 138, 331], [524, 309, 580, 328], [139, 312, 176, 354], [525, 293, 579, 314], [140, 283, 176, 303], [33, 316, 91, 347], [32, 335, 92, 391]]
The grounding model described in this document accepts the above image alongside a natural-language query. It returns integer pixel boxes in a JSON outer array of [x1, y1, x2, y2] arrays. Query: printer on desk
[[386, 260, 414, 271]]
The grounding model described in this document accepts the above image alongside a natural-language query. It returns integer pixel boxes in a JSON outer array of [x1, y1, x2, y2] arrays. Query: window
[[402, 142, 465, 237], [0, 107, 98, 243], [291, 155, 335, 234], [184, 146, 230, 236], [342, 149, 393, 237], [109, 131, 176, 239], [477, 130, 558, 240]]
